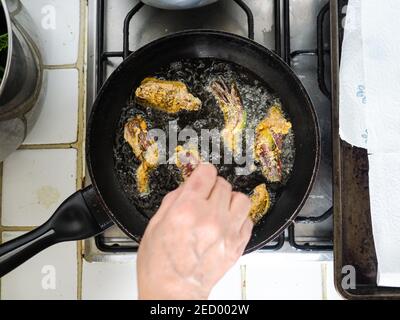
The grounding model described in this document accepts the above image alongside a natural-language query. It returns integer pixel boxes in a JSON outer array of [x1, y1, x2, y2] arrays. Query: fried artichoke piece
[[255, 104, 292, 183], [135, 77, 202, 113], [174, 145, 201, 180], [136, 162, 151, 195], [210, 79, 246, 155], [249, 183, 271, 224], [124, 115, 159, 195]]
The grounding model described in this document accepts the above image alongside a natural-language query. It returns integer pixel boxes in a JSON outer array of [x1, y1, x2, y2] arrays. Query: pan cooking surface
[[113, 58, 295, 219]]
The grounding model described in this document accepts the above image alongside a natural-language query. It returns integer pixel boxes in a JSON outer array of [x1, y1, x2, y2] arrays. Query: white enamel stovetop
[[0, 0, 341, 300]]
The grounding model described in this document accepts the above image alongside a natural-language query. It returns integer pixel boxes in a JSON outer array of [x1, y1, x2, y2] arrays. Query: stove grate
[[94, 0, 334, 253]]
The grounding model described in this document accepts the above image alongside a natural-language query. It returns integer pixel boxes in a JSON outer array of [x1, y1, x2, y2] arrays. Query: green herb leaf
[[0, 33, 8, 52]]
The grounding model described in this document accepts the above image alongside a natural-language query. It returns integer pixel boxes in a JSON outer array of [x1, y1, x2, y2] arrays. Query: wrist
[[138, 277, 210, 300]]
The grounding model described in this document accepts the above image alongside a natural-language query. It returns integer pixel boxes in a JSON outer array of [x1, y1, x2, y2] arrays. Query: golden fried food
[[135, 77, 202, 113], [174, 145, 201, 180], [210, 79, 246, 155], [249, 183, 271, 223], [124, 115, 159, 195], [255, 103, 292, 182], [260, 104, 292, 135]]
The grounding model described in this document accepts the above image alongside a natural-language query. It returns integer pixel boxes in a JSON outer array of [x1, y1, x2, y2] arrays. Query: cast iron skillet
[[0, 31, 320, 277]]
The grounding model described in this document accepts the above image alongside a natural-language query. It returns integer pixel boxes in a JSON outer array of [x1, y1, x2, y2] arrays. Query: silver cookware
[[0, 0, 42, 161], [141, 0, 218, 10]]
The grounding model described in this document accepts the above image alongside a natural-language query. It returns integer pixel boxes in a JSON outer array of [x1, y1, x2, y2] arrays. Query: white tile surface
[[209, 261, 242, 300], [1, 149, 77, 226], [24, 69, 79, 145], [82, 258, 138, 300], [324, 262, 344, 300], [1, 232, 77, 300], [243, 252, 324, 300], [19, 0, 80, 65]]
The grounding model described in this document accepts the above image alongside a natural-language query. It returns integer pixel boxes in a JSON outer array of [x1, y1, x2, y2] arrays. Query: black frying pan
[[0, 31, 320, 277]]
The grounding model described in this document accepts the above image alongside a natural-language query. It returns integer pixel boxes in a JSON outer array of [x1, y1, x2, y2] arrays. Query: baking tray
[[332, 0, 400, 299]]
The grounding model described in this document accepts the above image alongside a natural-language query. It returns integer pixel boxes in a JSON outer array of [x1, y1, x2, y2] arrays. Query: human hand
[[137, 163, 253, 300]]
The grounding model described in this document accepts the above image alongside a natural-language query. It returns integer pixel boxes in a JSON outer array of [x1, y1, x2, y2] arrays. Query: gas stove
[[85, 0, 335, 261]]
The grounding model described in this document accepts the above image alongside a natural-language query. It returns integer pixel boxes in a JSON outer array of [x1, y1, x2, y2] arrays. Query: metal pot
[[141, 0, 219, 10], [0, 0, 42, 161]]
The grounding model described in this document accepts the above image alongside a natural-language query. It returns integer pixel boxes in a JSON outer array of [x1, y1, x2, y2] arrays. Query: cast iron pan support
[[0, 186, 113, 277], [121, 0, 254, 60]]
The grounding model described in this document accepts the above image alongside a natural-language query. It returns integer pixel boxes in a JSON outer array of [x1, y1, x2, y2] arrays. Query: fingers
[[152, 186, 183, 222], [233, 218, 253, 257], [229, 192, 252, 230], [209, 177, 232, 211], [162, 186, 183, 207], [230, 192, 253, 253], [240, 217, 254, 240], [179, 163, 218, 200]]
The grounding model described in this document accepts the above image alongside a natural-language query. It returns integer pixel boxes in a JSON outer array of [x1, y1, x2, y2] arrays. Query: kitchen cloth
[[340, 0, 400, 287]]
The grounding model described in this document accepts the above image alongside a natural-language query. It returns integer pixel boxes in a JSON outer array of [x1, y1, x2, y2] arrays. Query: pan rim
[[87, 29, 321, 253]]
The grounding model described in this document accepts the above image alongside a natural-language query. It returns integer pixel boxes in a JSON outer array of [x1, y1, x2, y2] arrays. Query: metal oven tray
[[331, 0, 400, 299]]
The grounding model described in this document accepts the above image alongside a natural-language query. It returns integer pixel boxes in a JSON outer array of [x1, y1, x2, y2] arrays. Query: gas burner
[[85, 0, 334, 260]]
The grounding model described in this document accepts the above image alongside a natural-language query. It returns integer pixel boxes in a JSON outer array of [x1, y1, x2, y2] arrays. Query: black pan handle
[[0, 186, 113, 278]]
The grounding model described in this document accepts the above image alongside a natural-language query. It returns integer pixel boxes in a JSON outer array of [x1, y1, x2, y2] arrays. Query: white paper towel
[[362, 0, 400, 287], [340, 0, 400, 287], [362, 0, 400, 154], [368, 153, 400, 287], [339, 0, 368, 148]]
